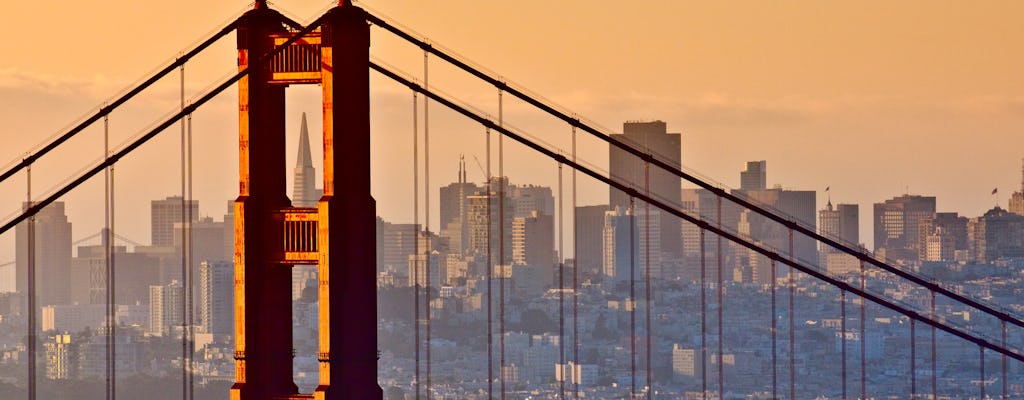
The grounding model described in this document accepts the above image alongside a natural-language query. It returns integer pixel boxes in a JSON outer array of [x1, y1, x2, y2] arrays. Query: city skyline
[[2, 2, 1024, 398], [1, 1, 1022, 237]]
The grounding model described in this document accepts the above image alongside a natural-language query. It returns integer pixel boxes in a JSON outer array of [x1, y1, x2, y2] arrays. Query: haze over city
[[1, 1, 1024, 399]]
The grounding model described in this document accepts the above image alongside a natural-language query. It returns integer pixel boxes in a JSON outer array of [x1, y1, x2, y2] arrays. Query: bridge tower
[[231, 1, 382, 399]]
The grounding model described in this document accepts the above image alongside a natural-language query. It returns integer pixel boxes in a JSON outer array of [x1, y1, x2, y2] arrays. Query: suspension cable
[[558, 160, 565, 399], [370, 59, 1024, 363], [841, 289, 847, 400], [716, 197, 724, 398], [629, 196, 637, 398], [570, 125, 579, 399], [485, 125, 494, 400], [186, 112, 195, 400], [179, 63, 189, 400], [771, 258, 777, 400], [700, 228, 707, 400], [931, 290, 937, 399], [911, 318, 917, 397], [104, 113, 114, 400], [364, 14, 1024, 335], [412, 90, 420, 400], [644, 162, 652, 399], [498, 89, 506, 400], [27, 161, 36, 400], [423, 49, 432, 400], [860, 260, 867, 399], [788, 229, 795, 400]]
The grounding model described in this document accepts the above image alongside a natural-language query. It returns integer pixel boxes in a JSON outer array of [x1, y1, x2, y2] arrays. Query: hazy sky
[[2, 1, 1024, 284]]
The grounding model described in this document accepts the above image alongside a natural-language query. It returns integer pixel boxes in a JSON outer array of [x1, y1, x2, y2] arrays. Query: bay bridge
[[2, 1, 1023, 399]]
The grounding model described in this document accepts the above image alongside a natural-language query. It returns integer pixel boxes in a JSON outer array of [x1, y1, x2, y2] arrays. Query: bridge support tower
[[230, 1, 382, 399]]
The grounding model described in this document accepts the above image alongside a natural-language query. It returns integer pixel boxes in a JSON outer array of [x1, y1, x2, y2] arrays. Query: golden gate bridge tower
[[231, 1, 382, 398]]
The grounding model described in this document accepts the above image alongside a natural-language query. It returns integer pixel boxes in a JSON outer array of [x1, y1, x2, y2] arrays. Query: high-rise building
[[512, 185, 554, 218], [873, 195, 936, 262], [199, 261, 233, 335], [16, 201, 72, 307], [70, 236, 160, 306], [44, 333, 78, 380], [439, 157, 479, 256], [819, 202, 859, 275], [609, 121, 682, 261], [151, 196, 198, 247], [174, 216, 230, 264], [574, 205, 609, 279], [512, 211, 555, 287], [148, 280, 182, 337], [291, 112, 321, 208], [1009, 158, 1024, 216], [602, 206, 659, 282], [968, 207, 1024, 263], [740, 186, 817, 279], [740, 160, 767, 191], [465, 177, 514, 264]]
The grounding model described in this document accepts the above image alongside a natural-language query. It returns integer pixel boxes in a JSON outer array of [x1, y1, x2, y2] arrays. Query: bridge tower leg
[[231, 2, 296, 399], [315, 3, 383, 400], [230, 1, 381, 399]]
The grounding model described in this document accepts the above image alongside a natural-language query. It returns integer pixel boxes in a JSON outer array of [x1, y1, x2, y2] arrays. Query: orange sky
[[1, 1, 1024, 277]]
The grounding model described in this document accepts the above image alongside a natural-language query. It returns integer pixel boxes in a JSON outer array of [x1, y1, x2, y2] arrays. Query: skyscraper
[[292, 112, 321, 208], [151, 196, 198, 247], [148, 280, 182, 337], [609, 121, 682, 261], [574, 205, 609, 279], [511, 211, 555, 287], [819, 202, 859, 275], [16, 201, 72, 306], [740, 160, 767, 191], [873, 195, 936, 262], [199, 261, 233, 335], [1009, 158, 1024, 216]]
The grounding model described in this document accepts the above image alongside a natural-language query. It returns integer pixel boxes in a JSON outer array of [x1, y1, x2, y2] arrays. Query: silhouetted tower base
[[230, 1, 382, 399]]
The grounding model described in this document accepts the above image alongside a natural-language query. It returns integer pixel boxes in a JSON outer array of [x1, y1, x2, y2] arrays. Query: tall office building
[[465, 177, 514, 264], [819, 202, 859, 275], [151, 196, 198, 247], [291, 112, 321, 208], [740, 160, 767, 191], [16, 201, 72, 306], [873, 195, 936, 262], [609, 121, 682, 260], [199, 261, 233, 335], [602, 206, 659, 282], [439, 157, 479, 256], [512, 185, 554, 218], [148, 280, 183, 337], [512, 211, 555, 287], [968, 207, 1024, 263], [1010, 158, 1024, 216], [574, 205, 609, 279]]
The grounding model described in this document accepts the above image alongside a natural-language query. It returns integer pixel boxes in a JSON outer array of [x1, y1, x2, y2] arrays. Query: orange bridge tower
[[231, 1, 382, 399]]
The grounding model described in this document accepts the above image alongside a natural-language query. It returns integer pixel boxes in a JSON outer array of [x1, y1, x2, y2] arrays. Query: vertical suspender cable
[[716, 197, 723, 397], [109, 158, 117, 400], [644, 162, 652, 399], [186, 113, 194, 400], [179, 63, 188, 400], [699, 228, 707, 400], [771, 259, 777, 400], [558, 160, 565, 399], [423, 50, 432, 400], [860, 261, 867, 398], [629, 197, 637, 397], [485, 126, 493, 399], [571, 125, 579, 399], [841, 289, 847, 400], [498, 89, 506, 400], [911, 318, 916, 397], [1002, 320, 1007, 399], [980, 346, 986, 399], [104, 114, 113, 400], [412, 91, 420, 400], [788, 229, 795, 400], [931, 291, 937, 399], [27, 160, 36, 400]]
